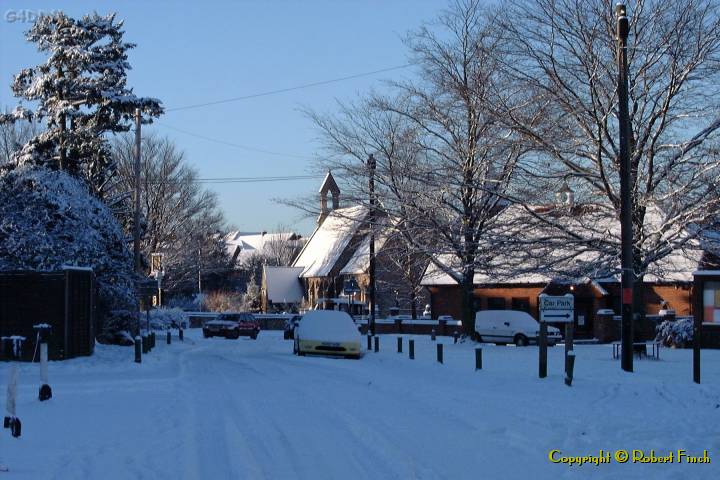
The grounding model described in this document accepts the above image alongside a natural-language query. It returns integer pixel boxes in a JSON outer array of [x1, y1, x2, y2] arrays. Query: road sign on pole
[[539, 294, 574, 323], [150, 253, 163, 276]]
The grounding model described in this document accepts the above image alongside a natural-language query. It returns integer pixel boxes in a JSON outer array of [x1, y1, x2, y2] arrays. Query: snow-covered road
[[3, 330, 719, 479]]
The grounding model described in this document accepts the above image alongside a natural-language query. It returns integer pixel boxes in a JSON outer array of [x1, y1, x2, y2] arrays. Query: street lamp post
[[617, 4, 634, 372]]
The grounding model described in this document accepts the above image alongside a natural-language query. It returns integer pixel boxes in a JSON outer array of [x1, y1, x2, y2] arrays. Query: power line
[[154, 121, 314, 159], [165, 64, 412, 112], [147, 174, 324, 185]]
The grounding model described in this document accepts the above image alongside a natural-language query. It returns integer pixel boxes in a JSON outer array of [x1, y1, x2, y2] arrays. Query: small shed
[[0, 267, 96, 360], [261, 266, 304, 312]]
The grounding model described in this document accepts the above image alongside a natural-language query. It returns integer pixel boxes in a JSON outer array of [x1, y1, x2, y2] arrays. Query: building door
[[574, 300, 595, 339]]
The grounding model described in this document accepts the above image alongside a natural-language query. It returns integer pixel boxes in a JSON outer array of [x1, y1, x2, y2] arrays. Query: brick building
[[422, 202, 715, 340]]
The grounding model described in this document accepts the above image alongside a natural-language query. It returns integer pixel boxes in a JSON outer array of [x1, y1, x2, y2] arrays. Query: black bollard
[[475, 347, 482, 370], [10, 417, 21, 438], [539, 321, 548, 379], [135, 336, 142, 363], [409, 339, 415, 360], [431, 328, 436, 341], [397, 337, 402, 353], [179, 328, 184, 342], [453, 331, 459, 344], [367, 333, 372, 351], [35, 324, 53, 401], [142, 335, 148, 354], [167, 331, 172, 345], [437, 343, 443, 364], [565, 352, 576, 386], [374, 336, 379, 353]]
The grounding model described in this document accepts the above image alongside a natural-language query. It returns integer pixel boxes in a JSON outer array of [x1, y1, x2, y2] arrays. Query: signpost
[[539, 294, 575, 380], [343, 278, 361, 317], [539, 294, 574, 322]]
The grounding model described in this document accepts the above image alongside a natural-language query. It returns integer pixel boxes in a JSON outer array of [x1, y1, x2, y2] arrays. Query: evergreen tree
[[0, 12, 162, 197]]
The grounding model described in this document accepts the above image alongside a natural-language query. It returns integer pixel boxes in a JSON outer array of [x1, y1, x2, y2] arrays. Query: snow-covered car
[[293, 310, 362, 358], [283, 315, 303, 340], [474, 310, 562, 346], [202, 313, 260, 339]]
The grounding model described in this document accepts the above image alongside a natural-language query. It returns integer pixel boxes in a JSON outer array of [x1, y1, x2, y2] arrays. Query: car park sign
[[539, 294, 574, 323]]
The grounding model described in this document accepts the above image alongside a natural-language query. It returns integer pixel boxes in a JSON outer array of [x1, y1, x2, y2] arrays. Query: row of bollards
[[371, 333, 572, 384], [368, 334, 483, 371], [135, 329, 184, 364]]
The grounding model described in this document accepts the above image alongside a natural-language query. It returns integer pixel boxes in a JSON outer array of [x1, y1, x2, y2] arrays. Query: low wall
[[358, 319, 464, 336]]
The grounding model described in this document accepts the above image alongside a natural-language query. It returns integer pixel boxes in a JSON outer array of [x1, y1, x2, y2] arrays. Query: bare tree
[[111, 133, 230, 294], [0, 119, 38, 166], [493, 0, 720, 314], [307, 0, 528, 334], [259, 229, 304, 267]]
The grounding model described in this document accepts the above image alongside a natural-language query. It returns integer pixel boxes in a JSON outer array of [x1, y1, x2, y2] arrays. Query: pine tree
[[0, 12, 162, 197]]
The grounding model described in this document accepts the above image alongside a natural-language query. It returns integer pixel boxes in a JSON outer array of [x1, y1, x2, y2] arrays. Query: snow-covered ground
[[2, 330, 719, 479]]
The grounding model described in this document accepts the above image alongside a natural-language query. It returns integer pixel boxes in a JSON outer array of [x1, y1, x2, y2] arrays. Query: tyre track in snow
[[200, 342, 529, 479]]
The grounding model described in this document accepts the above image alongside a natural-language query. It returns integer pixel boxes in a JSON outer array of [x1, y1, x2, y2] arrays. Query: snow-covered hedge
[[655, 317, 694, 348], [0, 166, 137, 342], [149, 308, 188, 330]]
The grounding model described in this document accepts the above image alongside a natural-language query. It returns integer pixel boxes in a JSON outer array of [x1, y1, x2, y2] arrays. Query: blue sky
[[0, 0, 445, 235]]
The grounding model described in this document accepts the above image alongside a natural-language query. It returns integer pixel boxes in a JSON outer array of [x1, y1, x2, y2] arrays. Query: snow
[[0, 166, 137, 339], [293, 205, 368, 278], [225, 231, 300, 264], [262, 266, 304, 303], [296, 310, 361, 342], [339, 226, 392, 275], [422, 203, 707, 286], [1, 330, 719, 478]]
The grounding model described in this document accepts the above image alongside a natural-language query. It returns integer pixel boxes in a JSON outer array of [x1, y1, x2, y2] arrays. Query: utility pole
[[197, 247, 202, 294], [617, 4, 634, 372], [368, 154, 377, 336], [133, 108, 142, 274]]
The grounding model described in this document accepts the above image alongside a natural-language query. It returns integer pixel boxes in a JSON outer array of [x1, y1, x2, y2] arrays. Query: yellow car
[[293, 310, 362, 359]]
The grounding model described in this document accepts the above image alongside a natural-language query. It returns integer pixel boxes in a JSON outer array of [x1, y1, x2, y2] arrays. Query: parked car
[[293, 310, 362, 358], [474, 310, 561, 346], [202, 312, 260, 339], [283, 315, 303, 340]]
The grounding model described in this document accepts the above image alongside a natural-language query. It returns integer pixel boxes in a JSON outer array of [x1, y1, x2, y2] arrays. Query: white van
[[474, 310, 562, 346]]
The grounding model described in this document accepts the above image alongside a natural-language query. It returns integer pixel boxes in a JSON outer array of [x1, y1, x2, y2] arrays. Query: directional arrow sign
[[539, 294, 574, 323]]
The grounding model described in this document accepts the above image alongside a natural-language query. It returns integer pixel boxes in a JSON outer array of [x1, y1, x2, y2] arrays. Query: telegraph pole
[[197, 247, 202, 294], [133, 108, 142, 273], [617, 4, 634, 372], [368, 154, 377, 336]]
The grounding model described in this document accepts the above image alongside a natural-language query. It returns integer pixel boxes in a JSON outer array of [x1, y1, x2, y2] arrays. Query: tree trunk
[[633, 273, 646, 342], [410, 290, 417, 319], [460, 267, 475, 336]]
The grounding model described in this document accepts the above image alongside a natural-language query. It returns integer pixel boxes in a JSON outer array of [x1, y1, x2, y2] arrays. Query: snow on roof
[[225, 231, 300, 264], [421, 203, 706, 286], [339, 225, 393, 275], [263, 266, 304, 304], [318, 171, 340, 195], [292, 206, 368, 278]]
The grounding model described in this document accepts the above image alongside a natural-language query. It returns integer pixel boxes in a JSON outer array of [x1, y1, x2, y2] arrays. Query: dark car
[[203, 313, 260, 339], [283, 315, 303, 340]]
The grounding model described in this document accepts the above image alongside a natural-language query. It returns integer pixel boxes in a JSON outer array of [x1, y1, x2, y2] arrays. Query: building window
[[703, 281, 720, 324], [511, 297, 530, 312], [487, 297, 506, 310]]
